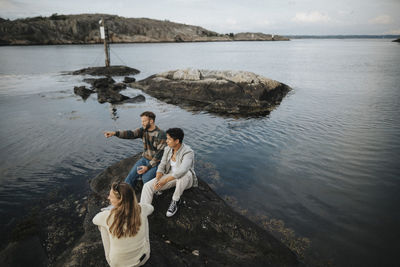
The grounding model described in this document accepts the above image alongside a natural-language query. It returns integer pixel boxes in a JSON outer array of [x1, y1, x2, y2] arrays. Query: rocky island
[[131, 69, 292, 117], [0, 14, 289, 45]]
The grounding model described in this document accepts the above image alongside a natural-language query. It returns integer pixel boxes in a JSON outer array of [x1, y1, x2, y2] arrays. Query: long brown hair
[[107, 182, 142, 238]]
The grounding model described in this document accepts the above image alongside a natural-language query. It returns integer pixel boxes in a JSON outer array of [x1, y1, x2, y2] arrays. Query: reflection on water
[[1, 40, 400, 266]]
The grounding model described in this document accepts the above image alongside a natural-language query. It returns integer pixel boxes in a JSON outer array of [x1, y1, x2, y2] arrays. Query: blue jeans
[[124, 157, 158, 187]]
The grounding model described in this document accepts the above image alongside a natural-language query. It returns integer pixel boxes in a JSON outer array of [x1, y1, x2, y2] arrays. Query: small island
[[131, 69, 292, 117]]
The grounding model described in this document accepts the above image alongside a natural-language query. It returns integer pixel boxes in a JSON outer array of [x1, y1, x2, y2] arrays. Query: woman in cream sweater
[[93, 182, 154, 267]]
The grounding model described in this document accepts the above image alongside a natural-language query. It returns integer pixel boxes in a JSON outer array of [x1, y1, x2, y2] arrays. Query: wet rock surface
[[131, 68, 292, 117], [71, 66, 140, 76]]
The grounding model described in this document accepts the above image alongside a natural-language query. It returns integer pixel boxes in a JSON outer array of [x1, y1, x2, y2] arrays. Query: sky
[[1, 0, 399, 35]]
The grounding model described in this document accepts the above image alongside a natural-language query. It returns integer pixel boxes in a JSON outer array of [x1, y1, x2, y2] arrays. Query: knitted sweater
[[93, 203, 154, 267], [116, 126, 166, 168]]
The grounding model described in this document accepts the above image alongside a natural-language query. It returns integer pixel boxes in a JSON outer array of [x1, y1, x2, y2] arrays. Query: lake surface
[[1, 39, 399, 266]]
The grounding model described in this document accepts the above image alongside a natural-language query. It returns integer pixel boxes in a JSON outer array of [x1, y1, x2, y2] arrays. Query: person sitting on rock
[[140, 127, 198, 217], [104, 111, 166, 188], [93, 182, 153, 267]]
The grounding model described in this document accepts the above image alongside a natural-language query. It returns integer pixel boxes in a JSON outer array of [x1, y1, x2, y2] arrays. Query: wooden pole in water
[[100, 18, 110, 67]]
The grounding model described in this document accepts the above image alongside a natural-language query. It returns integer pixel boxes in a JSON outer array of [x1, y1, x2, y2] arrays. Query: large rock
[[131, 69, 292, 116], [0, 155, 303, 266], [56, 155, 303, 267]]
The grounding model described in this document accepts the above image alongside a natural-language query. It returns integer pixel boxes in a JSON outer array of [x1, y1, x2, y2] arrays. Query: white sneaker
[[166, 200, 179, 217]]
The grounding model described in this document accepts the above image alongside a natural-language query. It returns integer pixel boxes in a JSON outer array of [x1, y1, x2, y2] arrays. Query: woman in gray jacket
[[140, 128, 197, 217]]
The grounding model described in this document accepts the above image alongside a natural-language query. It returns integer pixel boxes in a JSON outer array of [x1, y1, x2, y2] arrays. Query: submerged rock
[[96, 89, 129, 104], [73, 86, 94, 100], [57, 154, 302, 266], [123, 77, 136, 83], [131, 69, 291, 117], [0, 236, 48, 267], [71, 66, 140, 76], [121, 94, 146, 103]]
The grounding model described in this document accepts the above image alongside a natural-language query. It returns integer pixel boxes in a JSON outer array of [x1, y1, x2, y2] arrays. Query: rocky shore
[[131, 69, 292, 117], [0, 14, 289, 45], [0, 154, 303, 266]]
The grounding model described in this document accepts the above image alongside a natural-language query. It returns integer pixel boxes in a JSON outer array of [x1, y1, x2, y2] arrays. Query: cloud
[[384, 29, 400, 35], [338, 10, 354, 16], [292, 11, 331, 23], [225, 18, 238, 26], [369, 15, 393, 25], [259, 19, 273, 26]]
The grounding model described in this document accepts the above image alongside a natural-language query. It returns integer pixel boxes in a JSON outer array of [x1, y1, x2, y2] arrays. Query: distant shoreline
[[288, 35, 399, 39], [0, 36, 397, 47], [1, 14, 398, 46]]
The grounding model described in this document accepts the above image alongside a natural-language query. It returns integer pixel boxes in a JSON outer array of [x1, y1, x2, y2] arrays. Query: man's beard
[[144, 122, 151, 130]]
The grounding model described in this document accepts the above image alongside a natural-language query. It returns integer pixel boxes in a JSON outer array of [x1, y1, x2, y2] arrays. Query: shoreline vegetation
[[0, 13, 289, 46]]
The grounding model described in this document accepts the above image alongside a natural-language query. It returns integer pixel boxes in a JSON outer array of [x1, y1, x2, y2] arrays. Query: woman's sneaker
[[166, 199, 180, 217]]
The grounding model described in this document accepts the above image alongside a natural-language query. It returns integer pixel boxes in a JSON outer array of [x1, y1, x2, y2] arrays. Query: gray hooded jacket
[[156, 143, 198, 187]]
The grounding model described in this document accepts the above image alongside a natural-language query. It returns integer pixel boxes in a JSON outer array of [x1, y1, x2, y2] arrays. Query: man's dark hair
[[140, 111, 156, 121], [166, 128, 184, 143]]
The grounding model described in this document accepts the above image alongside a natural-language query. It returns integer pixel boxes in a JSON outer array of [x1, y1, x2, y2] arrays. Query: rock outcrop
[[58, 154, 302, 266], [393, 38, 400, 42], [0, 155, 303, 266], [71, 66, 145, 104], [0, 14, 289, 45], [131, 69, 291, 116]]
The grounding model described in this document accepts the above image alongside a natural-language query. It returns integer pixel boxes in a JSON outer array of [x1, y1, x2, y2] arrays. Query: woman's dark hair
[[107, 182, 141, 238], [166, 128, 184, 143], [140, 111, 156, 122]]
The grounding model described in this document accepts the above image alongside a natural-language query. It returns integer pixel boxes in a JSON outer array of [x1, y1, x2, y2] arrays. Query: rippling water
[[1, 40, 399, 266]]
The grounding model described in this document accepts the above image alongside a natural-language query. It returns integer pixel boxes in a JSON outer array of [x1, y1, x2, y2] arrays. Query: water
[[1, 40, 399, 266]]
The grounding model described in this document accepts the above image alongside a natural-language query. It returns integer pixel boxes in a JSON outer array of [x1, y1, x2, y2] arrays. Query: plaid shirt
[[116, 126, 167, 168]]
